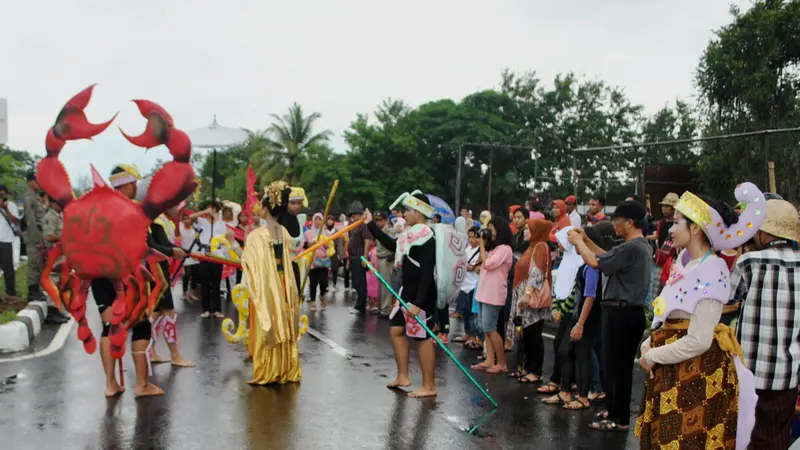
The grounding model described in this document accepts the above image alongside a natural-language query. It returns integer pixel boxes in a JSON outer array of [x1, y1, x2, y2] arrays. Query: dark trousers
[[749, 387, 797, 450], [342, 261, 351, 288], [182, 264, 199, 293], [350, 260, 367, 311], [496, 260, 516, 342], [0, 242, 15, 296], [309, 267, 329, 300], [200, 261, 222, 313], [331, 256, 341, 286], [601, 307, 645, 426], [550, 318, 571, 384], [558, 315, 600, 397], [522, 320, 545, 376], [438, 306, 450, 334]]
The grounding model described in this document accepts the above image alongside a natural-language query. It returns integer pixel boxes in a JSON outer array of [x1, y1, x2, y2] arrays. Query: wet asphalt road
[[0, 283, 645, 449]]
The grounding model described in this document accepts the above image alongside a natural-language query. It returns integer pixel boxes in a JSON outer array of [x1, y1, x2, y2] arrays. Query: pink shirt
[[529, 211, 545, 220], [476, 245, 513, 306]]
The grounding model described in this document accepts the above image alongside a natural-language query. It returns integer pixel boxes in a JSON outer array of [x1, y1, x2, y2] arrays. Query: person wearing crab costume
[[240, 181, 304, 384], [632, 183, 764, 449], [36, 85, 197, 398]]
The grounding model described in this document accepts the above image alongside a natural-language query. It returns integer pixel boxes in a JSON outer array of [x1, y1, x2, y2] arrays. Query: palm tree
[[251, 103, 333, 184]]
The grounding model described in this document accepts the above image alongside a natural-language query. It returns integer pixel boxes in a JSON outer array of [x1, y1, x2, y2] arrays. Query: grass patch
[[0, 264, 29, 324]]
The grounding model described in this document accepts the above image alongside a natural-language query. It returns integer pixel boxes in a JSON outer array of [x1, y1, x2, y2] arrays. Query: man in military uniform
[[41, 196, 68, 323], [24, 172, 68, 324]]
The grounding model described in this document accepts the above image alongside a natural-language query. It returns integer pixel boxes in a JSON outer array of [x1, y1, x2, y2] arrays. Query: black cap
[[611, 200, 647, 227], [374, 210, 388, 220], [26, 171, 37, 181]]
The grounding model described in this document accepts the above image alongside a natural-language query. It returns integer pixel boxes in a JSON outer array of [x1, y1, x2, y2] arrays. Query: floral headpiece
[[390, 190, 435, 219], [264, 181, 290, 210], [674, 182, 766, 251]]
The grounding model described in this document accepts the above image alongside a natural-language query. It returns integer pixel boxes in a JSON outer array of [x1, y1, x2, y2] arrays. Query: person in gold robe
[[240, 181, 303, 385]]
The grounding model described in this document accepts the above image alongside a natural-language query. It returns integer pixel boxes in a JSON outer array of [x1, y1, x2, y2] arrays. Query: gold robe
[[242, 226, 302, 385]]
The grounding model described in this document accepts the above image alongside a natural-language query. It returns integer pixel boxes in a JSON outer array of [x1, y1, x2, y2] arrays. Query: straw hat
[[659, 192, 680, 206], [760, 199, 800, 242]]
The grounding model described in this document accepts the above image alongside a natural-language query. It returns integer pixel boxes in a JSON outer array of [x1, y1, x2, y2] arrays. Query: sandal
[[542, 392, 570, 405], [519, 375, 541, 384], [589, 420, 629, 432], [537, 382, 559, 394], [594, 411, 609, 420], [563, 399, 591, 410], [588, 392, 606, 402], [320, 299, 327, 309], [311, 303, 317, 312], [470, 363, 490, 371], [509, 371, 527, 379]]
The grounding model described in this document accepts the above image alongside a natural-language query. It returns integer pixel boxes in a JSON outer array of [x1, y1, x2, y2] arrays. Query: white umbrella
[[187, 115, 249, 203]]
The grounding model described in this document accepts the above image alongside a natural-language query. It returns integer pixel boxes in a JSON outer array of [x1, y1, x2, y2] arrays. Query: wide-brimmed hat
[[760, 199, 800, 242], [659, 193, 679, 206]]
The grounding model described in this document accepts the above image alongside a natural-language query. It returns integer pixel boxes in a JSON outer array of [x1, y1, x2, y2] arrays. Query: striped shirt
[[348, 222, 371, 261], [730, 242, 800, 390]]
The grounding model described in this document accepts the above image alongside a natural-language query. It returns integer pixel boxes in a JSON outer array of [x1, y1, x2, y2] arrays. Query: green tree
[[695, 0, 800, 199], [253, 103, 333, 185], [0, 145, 38, 200]]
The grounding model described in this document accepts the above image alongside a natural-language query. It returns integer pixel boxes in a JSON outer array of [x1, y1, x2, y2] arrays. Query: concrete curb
[[0, 301, 49, 353]]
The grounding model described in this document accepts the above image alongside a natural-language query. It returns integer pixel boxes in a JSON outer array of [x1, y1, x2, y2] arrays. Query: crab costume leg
[[40, 244, 65, 310], [38, 85, 117, 208]]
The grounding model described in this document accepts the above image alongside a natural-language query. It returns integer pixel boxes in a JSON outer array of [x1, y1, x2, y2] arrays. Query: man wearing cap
[[568, 200, 652, 432], [729, 199, 800, 449], [346, 201, 372, 315], [565, 195, 582, 229], [23, 172, 70, 324], [373, 210, 394, 318]]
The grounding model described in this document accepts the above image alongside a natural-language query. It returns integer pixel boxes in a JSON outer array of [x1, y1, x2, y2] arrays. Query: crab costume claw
[[39, 84, 118, 208], [121, 99, 196, 220]]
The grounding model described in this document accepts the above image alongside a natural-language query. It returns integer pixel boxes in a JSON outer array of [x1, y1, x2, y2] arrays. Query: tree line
[[2, 1, 798, 212]]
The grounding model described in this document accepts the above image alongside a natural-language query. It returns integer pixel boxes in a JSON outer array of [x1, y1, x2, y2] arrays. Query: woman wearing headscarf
[[479, 210, 492, 229], [511, 219, 554, 384], [451, 217, 469, 321], [304, 213, 334, 312], [549, 199, 571, 243]]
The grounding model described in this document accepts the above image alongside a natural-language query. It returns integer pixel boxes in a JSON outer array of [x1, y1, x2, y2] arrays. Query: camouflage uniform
[[22, 191, 45, 297]]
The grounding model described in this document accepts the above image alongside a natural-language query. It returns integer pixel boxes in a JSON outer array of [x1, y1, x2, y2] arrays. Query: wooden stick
[[300, 180, 339, 294], [292, 219, 364, 262]]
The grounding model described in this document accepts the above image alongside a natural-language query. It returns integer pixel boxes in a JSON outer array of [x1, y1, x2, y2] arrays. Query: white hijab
[[553, 226, 583, 300]]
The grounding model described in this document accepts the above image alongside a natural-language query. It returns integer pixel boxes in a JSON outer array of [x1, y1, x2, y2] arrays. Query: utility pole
[[455, 144, 463, 213], [487, 148, 493, 211]]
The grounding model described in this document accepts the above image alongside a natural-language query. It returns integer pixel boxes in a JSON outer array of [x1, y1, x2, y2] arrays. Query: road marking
[[306, 327, 350, 359], [0, 319, 74, 363]]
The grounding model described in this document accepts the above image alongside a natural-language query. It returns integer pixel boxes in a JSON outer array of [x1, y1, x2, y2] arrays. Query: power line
[[572, 126, 800, 153]]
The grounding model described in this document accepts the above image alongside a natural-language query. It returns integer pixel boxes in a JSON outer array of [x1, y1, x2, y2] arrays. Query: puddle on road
[[444, 408, 498, 438]]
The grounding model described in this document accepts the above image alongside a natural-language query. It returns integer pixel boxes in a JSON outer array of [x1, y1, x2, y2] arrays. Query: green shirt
[[41, 209, 62, 249]]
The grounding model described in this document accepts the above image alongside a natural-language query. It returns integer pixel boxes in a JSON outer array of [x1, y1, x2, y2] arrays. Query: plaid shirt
[[730, 244, 800, 390]]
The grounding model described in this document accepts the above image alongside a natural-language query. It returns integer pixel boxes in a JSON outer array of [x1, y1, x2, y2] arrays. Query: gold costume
[[242, 226, 302, 385]]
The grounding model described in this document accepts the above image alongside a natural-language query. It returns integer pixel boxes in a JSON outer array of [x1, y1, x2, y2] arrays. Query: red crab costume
[[38, 84, 196, 358]]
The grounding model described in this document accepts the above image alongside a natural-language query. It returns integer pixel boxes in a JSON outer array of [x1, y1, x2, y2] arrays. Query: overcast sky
[[0, 0, 751, 181]]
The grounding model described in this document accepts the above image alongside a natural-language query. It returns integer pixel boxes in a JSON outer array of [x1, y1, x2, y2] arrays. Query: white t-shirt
[[461, 245, 481, 293], [196, 217, 227, 248], [0, 202, 20, 243], [569, 210, 582, 229], [179, 225, 199, 266]]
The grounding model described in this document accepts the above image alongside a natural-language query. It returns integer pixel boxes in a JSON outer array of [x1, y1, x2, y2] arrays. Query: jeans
[[350, 260, 367, 311], [590, 336, 603, 393]]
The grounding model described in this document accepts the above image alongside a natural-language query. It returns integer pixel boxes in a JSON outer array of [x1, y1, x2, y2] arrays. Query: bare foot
[[104, 384, 125, 398], [135, 383, 165, 398], [170, 356, 196, 368], [386, 376, 412, 389], [408, 388, 437, 398], [151, 353, 169, 364]]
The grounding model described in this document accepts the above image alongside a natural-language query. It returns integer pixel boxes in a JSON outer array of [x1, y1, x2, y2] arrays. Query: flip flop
[[563, 399, 591, 410], [537, 382, 559, 394], [589, 420, 629, 432], [594, 411, 609, 420], [519, 375, 542, 384], [470, 364, 490, 371]]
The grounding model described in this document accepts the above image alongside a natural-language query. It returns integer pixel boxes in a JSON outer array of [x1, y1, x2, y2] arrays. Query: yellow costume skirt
[[248, 271, 302, 385]]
